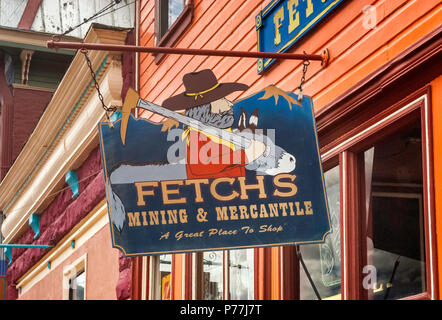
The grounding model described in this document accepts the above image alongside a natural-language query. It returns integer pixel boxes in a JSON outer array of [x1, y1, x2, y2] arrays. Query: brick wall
[[11, 88, 53, 163]]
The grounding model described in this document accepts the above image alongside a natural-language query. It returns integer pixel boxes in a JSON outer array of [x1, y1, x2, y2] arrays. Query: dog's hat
[[162, 69, 248, 110]]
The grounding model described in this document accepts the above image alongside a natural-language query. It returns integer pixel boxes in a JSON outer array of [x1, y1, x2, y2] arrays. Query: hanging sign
[[256, 0, 343, 73], [98, 69, 331, 256]]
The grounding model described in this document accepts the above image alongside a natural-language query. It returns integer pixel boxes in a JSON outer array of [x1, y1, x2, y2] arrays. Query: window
[[229, 249, 254, 299], [202, 251, 223, 300], [157, 0, 185, 39], [159, 254, 172, 300], [299, 165, 341, 300], [68, 271, 86, 300], [63, 254, 87, 300], [319, 89, 437, 300], [154, 0, 194, 64], [361, 121, 426, 299], [199, 249, 255, 300], [150, 254, 173, 300]]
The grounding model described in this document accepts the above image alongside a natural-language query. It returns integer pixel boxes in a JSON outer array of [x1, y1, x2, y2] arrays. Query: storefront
[[133, 0, 441, 300], [0, 0, 440, 301]]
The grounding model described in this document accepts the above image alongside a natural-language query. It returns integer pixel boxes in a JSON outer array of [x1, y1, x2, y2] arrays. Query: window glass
[[158, 0, 185, 39], [363, 121, 426, 300], [300, 165, 341, 300], [168, 0, 185, 28], [68, 271, 85, 300], [203, 251, 223, 300], [229, 249, 254, 299], [160, 254, 172, 300]]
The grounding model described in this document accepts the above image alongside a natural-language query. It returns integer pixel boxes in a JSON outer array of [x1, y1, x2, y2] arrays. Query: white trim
[[182, 254, 186, 299], [192, 252, 198, 300], [280, 246, 284, 299], [224, 251, 229, 300], [423, 95, 435, 299], [341, 152, 347, 300], [141, 256, 148, 300]]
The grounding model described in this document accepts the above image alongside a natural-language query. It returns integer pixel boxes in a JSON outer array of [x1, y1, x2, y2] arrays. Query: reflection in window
[[229, 249, 254, 300], [157, 0, 185, 39], [160, 254, 172, 300], [364, 122, 426, 299], [168, 0, 185, 28], [68, 271, 85, 300], [203, 251, 223, 300], [300, 165, 341, 300]]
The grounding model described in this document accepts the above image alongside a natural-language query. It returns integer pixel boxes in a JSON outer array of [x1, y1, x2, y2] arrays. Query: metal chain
[[297, 58, 310, 101], [81, 49, 116, 123]]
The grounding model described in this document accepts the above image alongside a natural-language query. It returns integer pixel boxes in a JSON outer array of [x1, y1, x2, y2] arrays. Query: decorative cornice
[[0, 26, 129, 243]]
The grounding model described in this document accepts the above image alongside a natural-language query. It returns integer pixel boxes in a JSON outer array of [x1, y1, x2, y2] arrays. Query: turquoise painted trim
[[65, 170, 79, 199], [3, 56, 109, 216], [28, 213, 40, 239], [3, 248, 12, 265]]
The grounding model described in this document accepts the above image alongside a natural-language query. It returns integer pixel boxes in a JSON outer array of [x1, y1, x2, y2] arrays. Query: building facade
[[134, 0, 442, 300], [0, 0, 441, 300], [0, 0, 135, 300]]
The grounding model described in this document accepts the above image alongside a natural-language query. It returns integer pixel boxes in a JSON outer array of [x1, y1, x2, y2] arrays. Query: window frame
[[154, 0, 194, 65], [192, 249, 256, 300], [63, 254, 87, 300], [322, 87, 437, 300]]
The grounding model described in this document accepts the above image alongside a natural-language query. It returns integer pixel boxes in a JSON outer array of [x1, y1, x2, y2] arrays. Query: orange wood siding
[[139, 0, 442, 298], [431, 75, 442, 292], [172, 253, 184, 299], [140, 1, 441, 114]]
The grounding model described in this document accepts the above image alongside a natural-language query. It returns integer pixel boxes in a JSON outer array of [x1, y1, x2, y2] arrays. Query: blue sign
[[0, 260, 6, 276], [256, 0, 344, 73], [99, 76, 331, 256]]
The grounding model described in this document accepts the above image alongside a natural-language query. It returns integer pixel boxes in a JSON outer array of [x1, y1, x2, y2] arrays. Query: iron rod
[[47, 41, 327, 62]]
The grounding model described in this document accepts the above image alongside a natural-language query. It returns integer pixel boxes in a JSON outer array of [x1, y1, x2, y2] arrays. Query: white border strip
[[423, 95, 435, 299], [341, 152, 347, 300]]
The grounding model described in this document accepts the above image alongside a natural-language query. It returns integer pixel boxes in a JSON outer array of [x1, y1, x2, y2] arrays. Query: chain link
[[81, 49, 117, 123], [299, 60, 310, 90], [297, 58, 310, 101]]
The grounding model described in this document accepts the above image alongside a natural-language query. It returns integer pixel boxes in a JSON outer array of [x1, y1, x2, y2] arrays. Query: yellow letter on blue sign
[[273, 6, 284, 46]]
